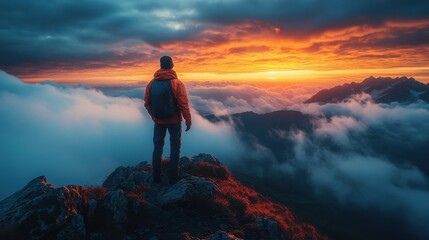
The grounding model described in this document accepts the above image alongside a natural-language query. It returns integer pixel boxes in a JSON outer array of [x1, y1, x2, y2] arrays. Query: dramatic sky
[[1, 0, 429, 84]]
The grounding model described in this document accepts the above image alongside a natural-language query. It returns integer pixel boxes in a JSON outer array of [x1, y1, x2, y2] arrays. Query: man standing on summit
[[144, 56, 192, 184]]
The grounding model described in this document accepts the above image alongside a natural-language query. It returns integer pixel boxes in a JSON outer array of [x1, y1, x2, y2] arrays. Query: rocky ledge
[[0, 154, 326, 240]]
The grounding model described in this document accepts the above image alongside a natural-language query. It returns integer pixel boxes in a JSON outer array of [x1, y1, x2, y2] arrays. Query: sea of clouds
[[1, 71, 429, 239], [183, 82, 429, 238], [0, 71, 243, 200], [289, 97, 429, 238]]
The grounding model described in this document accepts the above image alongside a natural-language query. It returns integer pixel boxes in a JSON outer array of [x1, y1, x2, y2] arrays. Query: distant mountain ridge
[[305, 76, 429, 104]]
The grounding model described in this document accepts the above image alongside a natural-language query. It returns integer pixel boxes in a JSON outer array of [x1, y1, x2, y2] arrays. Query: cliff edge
[[0, 154, 326, 240]]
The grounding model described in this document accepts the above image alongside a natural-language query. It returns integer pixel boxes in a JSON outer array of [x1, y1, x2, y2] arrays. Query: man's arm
[[176, 80, 192, 129], [144, 81, 155, 121]]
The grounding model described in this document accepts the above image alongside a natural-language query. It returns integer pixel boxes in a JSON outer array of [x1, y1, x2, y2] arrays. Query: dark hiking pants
[[152, 122, 182, 182]]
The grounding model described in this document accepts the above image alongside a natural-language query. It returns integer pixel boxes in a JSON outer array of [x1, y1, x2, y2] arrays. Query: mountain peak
[[0, 154, 325, 240], [362, 76, 415, 83], [305, 76, 429, 104]]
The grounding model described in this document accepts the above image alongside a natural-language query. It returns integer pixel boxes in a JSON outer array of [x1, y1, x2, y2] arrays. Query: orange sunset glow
[[1, 2, 428, 85]]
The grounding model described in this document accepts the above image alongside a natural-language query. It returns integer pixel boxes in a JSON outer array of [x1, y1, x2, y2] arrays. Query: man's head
[[160, 56, 174, 69]]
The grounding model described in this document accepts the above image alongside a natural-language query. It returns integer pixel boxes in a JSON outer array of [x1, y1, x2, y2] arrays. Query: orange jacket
[[144, 69, 192, 125]]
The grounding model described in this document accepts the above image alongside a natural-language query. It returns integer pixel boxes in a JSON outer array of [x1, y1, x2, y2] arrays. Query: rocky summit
[[0, 154, 326, 240], [305, 76, 429, 104]]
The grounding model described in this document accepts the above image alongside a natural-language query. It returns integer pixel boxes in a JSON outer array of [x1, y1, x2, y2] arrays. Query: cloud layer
[[0, 71, 243, 199], [2, 71, 429, 238], [98, 81, 326, 116], [164, 80, 429, 239], [248, 96, 429, 239], [1, 0, 428, 78]]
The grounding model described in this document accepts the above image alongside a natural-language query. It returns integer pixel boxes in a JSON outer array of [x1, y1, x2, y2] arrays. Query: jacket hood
[[154, 69, 178, 80]]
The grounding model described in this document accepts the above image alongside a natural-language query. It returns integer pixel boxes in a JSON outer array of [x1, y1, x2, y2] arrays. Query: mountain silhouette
[[305, 76, 429, 104], [0, 154, 325, 240]]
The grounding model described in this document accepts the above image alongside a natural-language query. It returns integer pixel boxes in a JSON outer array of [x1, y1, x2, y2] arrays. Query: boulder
[[86, 199, 98, 222], [102, 163, 152, 191], [179, 156, 193, 168], [102, 190, 129, 224], [0, 176, 85, 239], [256, 217, 286, 240], [181, 154, 221, 168], [158, 176, 219, 206], [56, 214, 86, 239], [102, 166, 135, 190]]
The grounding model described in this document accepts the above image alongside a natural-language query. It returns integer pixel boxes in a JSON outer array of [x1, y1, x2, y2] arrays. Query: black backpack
[[149, 78, 179, 118]]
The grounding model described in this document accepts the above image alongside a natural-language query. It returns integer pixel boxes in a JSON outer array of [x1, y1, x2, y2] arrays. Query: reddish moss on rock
[[184, 161, 231, 180], [83, 186, 107, 203]]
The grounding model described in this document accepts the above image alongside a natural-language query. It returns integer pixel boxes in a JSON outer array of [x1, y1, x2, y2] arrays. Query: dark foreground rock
[[0, 153, 326, 240]]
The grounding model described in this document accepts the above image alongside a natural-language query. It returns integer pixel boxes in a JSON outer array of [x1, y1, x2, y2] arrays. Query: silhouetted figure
[[144, 56, 192, 184]]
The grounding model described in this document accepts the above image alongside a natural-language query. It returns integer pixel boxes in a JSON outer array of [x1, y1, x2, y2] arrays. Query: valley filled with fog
[[1, 71, 429, 239]]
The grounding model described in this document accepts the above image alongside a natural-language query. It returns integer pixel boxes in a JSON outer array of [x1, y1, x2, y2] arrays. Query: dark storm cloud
[[338, 26, 429, 51], [193, 0, 429, 34], [0, 0, 204, 70], [304, 25, 429, 58], [1, 0, 428, 71]]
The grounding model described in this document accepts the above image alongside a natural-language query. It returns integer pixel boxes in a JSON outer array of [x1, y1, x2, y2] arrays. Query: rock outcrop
[[0, 154, 326, 240]]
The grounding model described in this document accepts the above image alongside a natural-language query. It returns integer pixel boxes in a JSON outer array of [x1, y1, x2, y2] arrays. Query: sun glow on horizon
[[6, 12, 429, 86], [18, 66, 429, 86]]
